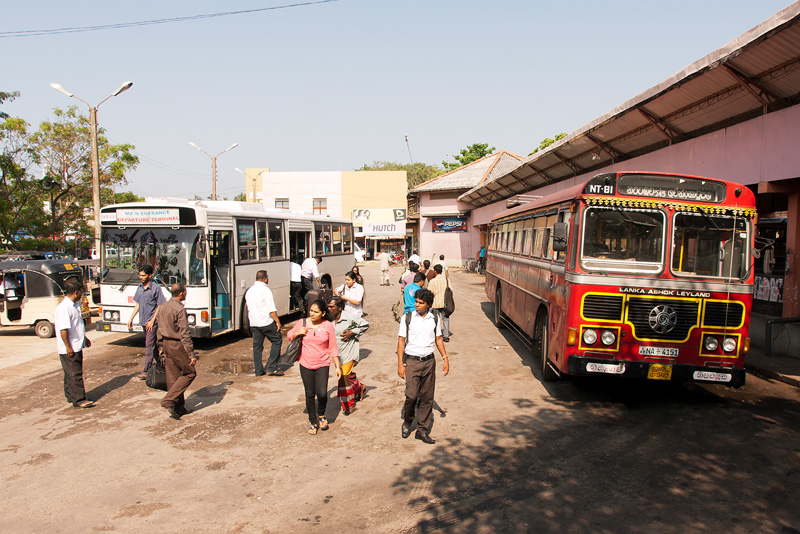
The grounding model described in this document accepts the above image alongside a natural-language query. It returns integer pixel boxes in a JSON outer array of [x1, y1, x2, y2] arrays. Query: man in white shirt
[[434, 254, 449, 279], [378, 250, 391, 286], [300, 255, 322, 299], [290, 258, 304, 314], [408, 250, 422, 266], [55, 281, 94, 408], [397, 288, 449, 444], [245, 270, 283, 376]]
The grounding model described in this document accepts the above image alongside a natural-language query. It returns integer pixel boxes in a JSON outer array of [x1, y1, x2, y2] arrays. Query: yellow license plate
[[647, 364, 673, 380]]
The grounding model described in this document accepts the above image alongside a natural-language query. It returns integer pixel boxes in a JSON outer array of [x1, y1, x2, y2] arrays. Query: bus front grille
[[703, 301, 745, 328], [583, 294, 624, 321], [627, 297, 700, 341]]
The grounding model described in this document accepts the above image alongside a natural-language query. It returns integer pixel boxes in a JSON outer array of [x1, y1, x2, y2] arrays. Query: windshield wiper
[[697, 207, 721, 230], [119, 270, 139, 292], [611, 206, 658, 227]]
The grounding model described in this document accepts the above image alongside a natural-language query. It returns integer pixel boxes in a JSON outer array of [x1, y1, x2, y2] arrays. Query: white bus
[[95, 198, 355, 337]]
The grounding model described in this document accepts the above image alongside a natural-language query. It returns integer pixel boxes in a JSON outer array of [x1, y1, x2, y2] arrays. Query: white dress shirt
[[336, 282, 364, 317], [55, 297, 86, 353], [301, 258, 320, 280], [398, 310, 441, 356], [290, 262, 302, 282], [245, 281, 277, 327]]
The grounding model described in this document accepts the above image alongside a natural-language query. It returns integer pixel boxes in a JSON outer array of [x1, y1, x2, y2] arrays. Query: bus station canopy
[[459, 3, 800, 208]]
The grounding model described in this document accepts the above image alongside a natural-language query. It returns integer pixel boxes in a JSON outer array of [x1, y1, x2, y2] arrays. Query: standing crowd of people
[[54, 252, 454, 444]]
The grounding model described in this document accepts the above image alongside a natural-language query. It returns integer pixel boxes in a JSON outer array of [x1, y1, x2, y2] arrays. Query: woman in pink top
[[287, 299, 342, 434]]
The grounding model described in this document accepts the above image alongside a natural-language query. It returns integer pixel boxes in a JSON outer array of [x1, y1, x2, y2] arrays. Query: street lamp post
[[49, 81, 133, 251], [234, 167, 265, 202], [189, 142, 238, 200]]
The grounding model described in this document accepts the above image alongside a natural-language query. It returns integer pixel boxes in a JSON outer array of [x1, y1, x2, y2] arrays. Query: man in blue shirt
[[404, 272, 426, 314], [127, 264, 166, 380]]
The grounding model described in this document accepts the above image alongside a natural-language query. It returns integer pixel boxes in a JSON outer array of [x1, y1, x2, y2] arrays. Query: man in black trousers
[[55, 281, 94, 408], [396, 288, 450, 444]]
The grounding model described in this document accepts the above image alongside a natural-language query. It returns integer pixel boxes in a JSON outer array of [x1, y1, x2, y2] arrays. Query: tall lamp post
[[234, 167, 265, 202], [49, 81, 134, 251], [189, 142, 238, 200]]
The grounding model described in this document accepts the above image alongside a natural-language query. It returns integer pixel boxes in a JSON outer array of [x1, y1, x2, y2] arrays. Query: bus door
[[210, 230, 232, 332], [289, 231, 310, 263]]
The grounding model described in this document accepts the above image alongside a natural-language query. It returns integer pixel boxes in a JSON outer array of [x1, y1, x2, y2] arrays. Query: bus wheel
[[240, 304, 252, 338], [534, 312, 558, 382], [494, 285, 506, 329], [35, 320, 55, 339]]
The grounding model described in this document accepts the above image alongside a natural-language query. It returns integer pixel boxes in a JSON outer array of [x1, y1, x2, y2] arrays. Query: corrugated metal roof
[[411, 151, 523, 192], [460, 3, 800, 207]]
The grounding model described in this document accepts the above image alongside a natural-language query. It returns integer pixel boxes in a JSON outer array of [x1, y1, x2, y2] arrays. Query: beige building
[[244, 169, 408, 258]]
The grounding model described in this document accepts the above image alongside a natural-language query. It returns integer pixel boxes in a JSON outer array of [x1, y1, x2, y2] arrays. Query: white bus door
[[210, 230, 233, 332]]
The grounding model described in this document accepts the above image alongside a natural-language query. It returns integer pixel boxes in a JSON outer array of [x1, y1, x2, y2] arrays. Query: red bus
[[486, 171, 756, 387]]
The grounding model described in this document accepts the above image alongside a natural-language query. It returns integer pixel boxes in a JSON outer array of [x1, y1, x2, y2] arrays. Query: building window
[[313, 198, 327, 215], [275, 198, 289, 210]]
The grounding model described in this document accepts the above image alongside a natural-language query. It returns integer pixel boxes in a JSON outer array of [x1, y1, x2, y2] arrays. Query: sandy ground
[[1, 262, 799, 533]]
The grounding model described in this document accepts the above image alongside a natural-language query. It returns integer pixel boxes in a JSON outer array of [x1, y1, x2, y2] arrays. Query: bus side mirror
[[552, 222, 568, 252]]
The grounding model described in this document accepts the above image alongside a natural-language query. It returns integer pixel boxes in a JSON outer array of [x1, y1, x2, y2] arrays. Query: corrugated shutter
[[207, 214, 234, 231], [287, 220, 313, 231]]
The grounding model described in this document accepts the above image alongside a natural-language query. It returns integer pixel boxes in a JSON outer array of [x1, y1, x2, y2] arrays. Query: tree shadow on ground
[[392, 384, 800, 534]]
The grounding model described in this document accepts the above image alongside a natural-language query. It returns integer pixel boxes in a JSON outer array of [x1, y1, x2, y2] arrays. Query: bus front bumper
[[95, 320, 210, 338], [567, 355, 745, 388]]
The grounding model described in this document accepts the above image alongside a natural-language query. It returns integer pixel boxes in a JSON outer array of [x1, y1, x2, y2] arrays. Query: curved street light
[[234, 167, 266, 202], [189, 142, 238, 201], [49, 81, 134, 249]]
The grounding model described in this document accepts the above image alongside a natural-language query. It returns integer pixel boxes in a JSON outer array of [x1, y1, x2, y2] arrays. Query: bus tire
[[240, 304, 252, 338], [494, 285, 506, 329], [534, 311, 558, 382], [35, 320, 55, 339]]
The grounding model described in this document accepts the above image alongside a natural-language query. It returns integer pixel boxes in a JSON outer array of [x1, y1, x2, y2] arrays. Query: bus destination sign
[[114, 208, 181, 225]]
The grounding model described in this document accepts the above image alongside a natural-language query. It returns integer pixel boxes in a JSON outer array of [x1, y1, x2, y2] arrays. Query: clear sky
[[1, 0, 795, 200]]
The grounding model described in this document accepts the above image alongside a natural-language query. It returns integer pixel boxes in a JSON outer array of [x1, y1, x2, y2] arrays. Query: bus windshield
[[581, 207, 664, 272], [101, 228, 206, 286], [671, 212, 749, 279]]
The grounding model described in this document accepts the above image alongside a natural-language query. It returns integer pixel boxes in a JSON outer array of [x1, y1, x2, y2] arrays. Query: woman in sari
[[326, 296, 369, 415]]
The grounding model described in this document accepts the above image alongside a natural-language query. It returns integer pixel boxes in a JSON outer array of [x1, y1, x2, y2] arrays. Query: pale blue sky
[[1, 0, 795, 199]]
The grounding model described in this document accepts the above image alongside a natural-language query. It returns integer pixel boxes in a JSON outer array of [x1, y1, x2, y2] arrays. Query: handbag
[[146, 354, 168, 391], [279, 319, 305, 366], [443, 279, 455, 317]]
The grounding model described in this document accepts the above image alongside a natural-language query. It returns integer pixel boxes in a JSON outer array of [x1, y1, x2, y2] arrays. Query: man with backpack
[[397, 288, 450, 445]]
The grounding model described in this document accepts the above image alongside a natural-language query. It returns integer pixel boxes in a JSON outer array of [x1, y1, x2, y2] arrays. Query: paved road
[[0, 263, 798, 533]]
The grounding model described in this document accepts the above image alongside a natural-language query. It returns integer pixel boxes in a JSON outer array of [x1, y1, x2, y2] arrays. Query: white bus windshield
[[671, 212, 748, 279], [101, 228, 206, 286]]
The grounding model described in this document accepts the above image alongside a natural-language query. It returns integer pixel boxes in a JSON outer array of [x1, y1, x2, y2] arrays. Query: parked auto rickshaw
[[76, 259, 101, 315], [0, 259, 91, 338]]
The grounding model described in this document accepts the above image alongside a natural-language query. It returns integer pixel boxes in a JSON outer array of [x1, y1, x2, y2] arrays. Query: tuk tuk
[[76, 259, 101, 314], [0, 259, 91, 338]]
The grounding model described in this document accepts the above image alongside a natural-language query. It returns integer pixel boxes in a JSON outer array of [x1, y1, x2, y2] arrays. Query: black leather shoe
[[401, 421, 412, 439], [176, 406, 192, 416], [165, 405, 182, 420], [415, 431, 435, 444]]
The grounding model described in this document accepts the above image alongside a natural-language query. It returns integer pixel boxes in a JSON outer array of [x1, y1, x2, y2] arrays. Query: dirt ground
[[1, 262, 799, 533]]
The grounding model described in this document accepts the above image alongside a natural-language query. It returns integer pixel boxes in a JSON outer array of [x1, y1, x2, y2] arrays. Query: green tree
[[442, 143, 496, 171], [529, 133, 568, 156], [356, 161, 443, 189], [234, 192, 247, 201], [0, 91, 48, 248]]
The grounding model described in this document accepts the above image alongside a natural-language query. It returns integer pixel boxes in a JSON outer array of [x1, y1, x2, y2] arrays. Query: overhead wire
[[0, 0, 341, 38]]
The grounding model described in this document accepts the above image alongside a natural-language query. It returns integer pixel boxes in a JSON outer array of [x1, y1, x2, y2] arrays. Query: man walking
[[290, 257, 305, 315], [327, 296, 370, 416], [378, 249, 391, 286], [404, 272, 426, 314], [127, 264, 166, 380], [245, 270, 283, 376], [300, 255, 322, 301], [397, 288, 449, 444], [55, 281, 94, 408], [428, 265, 452, 342], [157, 283, 197, 420]]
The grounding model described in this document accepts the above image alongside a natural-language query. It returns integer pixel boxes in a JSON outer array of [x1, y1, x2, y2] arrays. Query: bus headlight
[[704, 336, 719, 351], [104, 310, 112, 321], [112, 311, 120, 321], [583, 328, 598, 345], [722, 336, 737, 353], [601, 330, 616, 346], [187, 314, 196, 325]]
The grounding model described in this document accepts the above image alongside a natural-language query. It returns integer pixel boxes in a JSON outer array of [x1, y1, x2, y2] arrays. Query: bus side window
[[269, 220, 285, 259]]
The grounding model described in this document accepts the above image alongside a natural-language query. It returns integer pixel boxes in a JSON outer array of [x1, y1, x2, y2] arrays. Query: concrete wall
[[256, 171, 343, 216], [340, 171, 407, 217]]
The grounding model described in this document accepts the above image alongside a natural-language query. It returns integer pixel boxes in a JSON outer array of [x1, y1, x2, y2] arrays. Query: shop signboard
[[432, 218, 467, 233]]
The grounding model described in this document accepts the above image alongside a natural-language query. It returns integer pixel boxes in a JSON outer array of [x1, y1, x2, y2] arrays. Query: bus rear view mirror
[[552, 222, 568, 252]]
